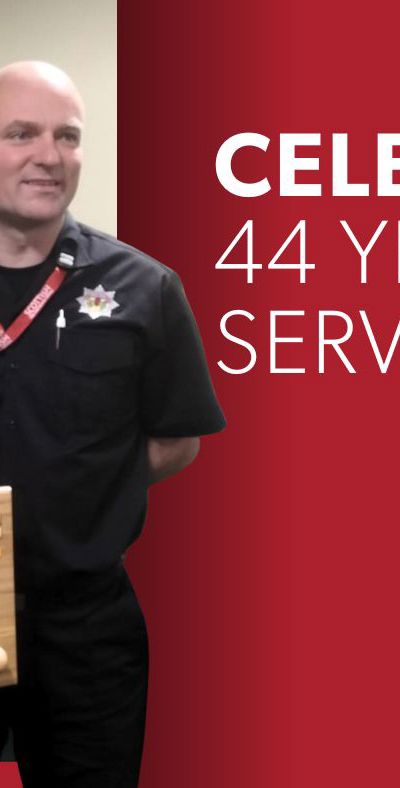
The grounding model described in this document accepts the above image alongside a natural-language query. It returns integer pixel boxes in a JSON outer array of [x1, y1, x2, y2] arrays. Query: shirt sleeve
[[138, 269, 226, 437]]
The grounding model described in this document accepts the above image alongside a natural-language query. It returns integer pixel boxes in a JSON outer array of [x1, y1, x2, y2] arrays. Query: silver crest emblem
[[76, 285, 119, 320]]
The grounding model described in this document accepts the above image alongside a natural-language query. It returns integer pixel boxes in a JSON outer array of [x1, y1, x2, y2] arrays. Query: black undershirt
[[0, 260, 48, 308], [0, 256, 57, 332]]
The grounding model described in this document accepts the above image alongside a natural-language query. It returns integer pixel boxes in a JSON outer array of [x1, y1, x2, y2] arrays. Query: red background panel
[[119, 1, 400, 787], [2, 1, 400, 786]]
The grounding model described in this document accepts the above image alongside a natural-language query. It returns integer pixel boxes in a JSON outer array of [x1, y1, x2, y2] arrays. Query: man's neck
[[0, 215, 65, 268]]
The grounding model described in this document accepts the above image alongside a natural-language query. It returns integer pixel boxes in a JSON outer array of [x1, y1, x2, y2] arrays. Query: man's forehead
[[0, 81, 84, 126]]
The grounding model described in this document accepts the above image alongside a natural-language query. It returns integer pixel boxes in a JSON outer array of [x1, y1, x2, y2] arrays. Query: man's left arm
[[147, 436, 200, 485]]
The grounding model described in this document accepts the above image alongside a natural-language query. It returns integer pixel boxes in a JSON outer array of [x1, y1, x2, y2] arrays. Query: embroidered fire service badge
[[76, 285, 119, 320]]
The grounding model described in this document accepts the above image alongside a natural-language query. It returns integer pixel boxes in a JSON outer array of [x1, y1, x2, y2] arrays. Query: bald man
[[0, 62, 225, 786]]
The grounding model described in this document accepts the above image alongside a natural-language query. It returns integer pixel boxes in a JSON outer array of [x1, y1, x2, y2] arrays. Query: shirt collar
[[56, 212, 94, 269]]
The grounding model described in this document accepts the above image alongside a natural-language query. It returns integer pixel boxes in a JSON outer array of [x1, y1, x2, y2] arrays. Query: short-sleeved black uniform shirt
[[0, 214, 226, 590]]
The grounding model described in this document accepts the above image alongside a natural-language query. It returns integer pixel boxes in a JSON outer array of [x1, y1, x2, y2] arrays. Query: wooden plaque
[[0, 486, 17, 687]]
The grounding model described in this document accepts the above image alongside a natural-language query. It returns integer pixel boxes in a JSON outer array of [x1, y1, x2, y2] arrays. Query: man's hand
[[147, 436, 200, 485]]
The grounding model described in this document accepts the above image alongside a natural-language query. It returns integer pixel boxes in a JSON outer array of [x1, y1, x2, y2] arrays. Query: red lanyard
[[0, 265, 67, 351]]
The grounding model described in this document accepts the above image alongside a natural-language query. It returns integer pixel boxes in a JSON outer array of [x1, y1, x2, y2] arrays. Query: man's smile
[[22, 178, 62, 187]]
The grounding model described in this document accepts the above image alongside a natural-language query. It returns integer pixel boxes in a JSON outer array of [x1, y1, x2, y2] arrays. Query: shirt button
[[8, 419, 16, 428], [9, 362, 17, 370]]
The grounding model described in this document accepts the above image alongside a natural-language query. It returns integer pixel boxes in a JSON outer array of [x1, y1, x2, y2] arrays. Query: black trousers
[[0, 566, 148, 787]]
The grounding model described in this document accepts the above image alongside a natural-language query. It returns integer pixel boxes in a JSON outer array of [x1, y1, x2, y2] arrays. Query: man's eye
[[8, 129, 31, 140], [61, 131, 80, 144]]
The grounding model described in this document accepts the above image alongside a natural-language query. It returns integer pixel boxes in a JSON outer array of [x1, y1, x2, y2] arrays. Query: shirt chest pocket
[[47, 328, 138, 435]]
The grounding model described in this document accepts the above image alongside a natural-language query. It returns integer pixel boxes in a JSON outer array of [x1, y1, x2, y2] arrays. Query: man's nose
[[32, 134, 62, 167]]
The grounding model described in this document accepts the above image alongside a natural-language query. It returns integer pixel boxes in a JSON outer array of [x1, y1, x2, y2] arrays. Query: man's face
[[0, 77, 83, 228]]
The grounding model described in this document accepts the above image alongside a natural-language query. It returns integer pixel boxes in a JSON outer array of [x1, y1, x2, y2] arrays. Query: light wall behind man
[[0, 0, 116, 236]]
